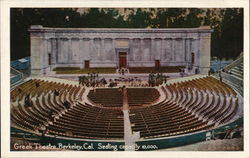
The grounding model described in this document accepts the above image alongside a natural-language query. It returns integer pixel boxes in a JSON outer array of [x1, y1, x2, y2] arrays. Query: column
[[59, 38, 69, 63], [101, 38, 105, 61], [129, 38, 134, 61], [171, 38, 175, 61], [182, 38, 186, 62], [71, 38, 80, 63], [112, 38, 116, 62], [30, 35, 47, 75], [50, 38, 56, 64], [139, 38, 143, 61], [150, 38, 155, 61], [68, 38, 72, 61], [185, 38, 190, 62], [43, 38, 48, 67], [200, 33, 211, 74], [160, 39, 164, 60], [90, 38, 95, 61]]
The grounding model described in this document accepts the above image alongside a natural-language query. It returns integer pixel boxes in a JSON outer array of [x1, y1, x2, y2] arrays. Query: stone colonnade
[[29, 26, 212, 75]]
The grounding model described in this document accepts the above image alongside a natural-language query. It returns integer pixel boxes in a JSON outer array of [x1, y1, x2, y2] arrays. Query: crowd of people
[[78, 72, 108, 87], [117, 67, 129, 75], [76, 72, 172, 88], [148, 72, 169, 87], [110, 77, 145, 87]]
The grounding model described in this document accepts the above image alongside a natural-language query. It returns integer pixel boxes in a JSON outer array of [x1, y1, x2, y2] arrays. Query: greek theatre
[[29, 25, 212, 75]]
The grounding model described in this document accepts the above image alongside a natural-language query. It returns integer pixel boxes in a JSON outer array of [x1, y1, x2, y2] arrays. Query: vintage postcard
[[1, 0, 249, 158]]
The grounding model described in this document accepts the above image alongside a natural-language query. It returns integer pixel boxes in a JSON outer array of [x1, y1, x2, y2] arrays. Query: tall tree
[[10, 8, 244, 60]]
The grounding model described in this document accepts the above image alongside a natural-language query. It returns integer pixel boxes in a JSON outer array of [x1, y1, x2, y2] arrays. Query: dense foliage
[[10, 8, 243, 61]]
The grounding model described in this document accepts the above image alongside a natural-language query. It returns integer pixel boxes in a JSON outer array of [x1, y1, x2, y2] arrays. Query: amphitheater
[[10, 55, 243, 151], [9, 26, 244, 151]]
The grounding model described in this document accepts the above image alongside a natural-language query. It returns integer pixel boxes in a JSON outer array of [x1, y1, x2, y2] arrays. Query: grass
[[54, 67, 116, 74], [53, 66, 185, 74], [129, 66, 185, 73]]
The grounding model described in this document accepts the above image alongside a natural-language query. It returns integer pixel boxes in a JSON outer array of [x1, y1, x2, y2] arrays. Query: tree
[[127, 9, 151, 28], [10, 8, 243, 60]]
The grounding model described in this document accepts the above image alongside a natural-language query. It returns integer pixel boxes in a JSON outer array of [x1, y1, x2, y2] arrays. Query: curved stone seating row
[[11, 79, 124, 140], [129, 76, 239, 139], [11, 79, 72, 102], [127, 88, 160, 107], [165, 77, 238, 124], [129, 100, 213, 138], [228, 63, 243, 80], [87, 88, 160, 108], [11, 80, 85, 132], [11, 76, 240, 141], [47, 103, 124, 139], [87, 88, 123, 107]]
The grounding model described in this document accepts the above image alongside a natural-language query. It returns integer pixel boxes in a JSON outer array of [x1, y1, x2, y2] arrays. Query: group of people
[[179, 68, 186, 77], [77, 72, 171, 88], [148, 72, 169, 87], [78, 72, 108, 88], [117, 67, 129, 75], [108, 77, 144, 87], [24, 94, 32, 107]]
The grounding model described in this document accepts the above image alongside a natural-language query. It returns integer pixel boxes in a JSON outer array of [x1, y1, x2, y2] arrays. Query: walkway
[[122, 88, 138, 151], [47, 71, 197, 83]]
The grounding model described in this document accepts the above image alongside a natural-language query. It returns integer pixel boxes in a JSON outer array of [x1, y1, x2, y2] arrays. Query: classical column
[[50, 38, 56, 65], [68, 38, 72, 61], [43, 38, 49, 66], [129, 38, 134, 61], [171, 38, 176, 62], [139, 38, 143, 61], [112, 38, 116, 62], [85, 38, 91, 60], [182, 38, 186, 62], [160, 38, 164, 60], [59, 38, 70, 63], [191, 38, 199, 66], [101, 38, 105, 61], [90, 38, 95, 61], [185, 38, 190, 62], [150, 38, 155, 61], [200, 33, 211, 74], [30, 34, 47, 75]]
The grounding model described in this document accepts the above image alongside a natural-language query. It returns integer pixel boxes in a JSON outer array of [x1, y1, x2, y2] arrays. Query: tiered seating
[[223, 54, 243, 81], [47, 103, 124, 139], [11, 79, 85, 132], [11, 76, 240, 141], [87, 88, 123, 107], [129, 76, 239, 139], [11, 79, 124, 140], [228, 63, 243, 80], [127, 88, 160, 106], [11, 79, 64, 102], [130, 100, 213, 138], [214, 54, 243, 96]]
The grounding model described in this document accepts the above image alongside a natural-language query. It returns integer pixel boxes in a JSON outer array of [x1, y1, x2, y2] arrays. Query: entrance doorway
[[191, 52, 195, 64], [84, 60, 90, 68], [155, 60, 160, 69], [119, 52, 127, 68]]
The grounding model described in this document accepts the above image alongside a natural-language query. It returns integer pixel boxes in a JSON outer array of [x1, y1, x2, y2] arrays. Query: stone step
[[230, 71, 243, 79], [230, 73, 243, 81], [230, 69, 243, 76], [233, 66, 243, 72]]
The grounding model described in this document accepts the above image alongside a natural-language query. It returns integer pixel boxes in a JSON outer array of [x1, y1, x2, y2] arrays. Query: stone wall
[[29, 25, 212, 75]]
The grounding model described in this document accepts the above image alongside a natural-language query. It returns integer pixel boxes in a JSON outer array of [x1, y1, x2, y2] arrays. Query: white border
[[1, 0, 249, 158]]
